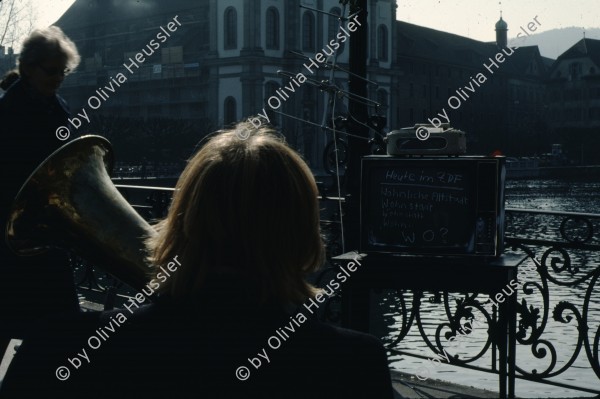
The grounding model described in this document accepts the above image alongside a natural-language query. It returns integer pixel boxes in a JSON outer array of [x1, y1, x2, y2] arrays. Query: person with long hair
[[0, 124, 394, 398]]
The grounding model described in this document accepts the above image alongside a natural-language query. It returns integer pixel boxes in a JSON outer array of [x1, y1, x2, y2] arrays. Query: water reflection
[[505, 178, 600, 214], [383, 178, 600, 398]]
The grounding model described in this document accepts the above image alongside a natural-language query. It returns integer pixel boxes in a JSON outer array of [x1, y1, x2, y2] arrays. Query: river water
[[382, 177, 600, 398]]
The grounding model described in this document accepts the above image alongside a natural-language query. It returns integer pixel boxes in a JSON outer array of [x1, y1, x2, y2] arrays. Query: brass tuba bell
[[5, 135, 157, 290]]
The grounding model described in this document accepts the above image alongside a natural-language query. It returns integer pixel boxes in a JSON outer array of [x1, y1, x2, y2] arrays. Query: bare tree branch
[[0, 0, 34, 50]]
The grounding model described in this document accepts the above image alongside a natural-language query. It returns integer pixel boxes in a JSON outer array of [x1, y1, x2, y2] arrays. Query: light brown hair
[[147, 122, 325, 305]]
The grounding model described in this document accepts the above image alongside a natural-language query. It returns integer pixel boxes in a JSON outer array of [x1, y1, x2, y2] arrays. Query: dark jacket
[[0, 79, 78, 349], [0, 78, 70, 241], [0, 282, 394, 399]]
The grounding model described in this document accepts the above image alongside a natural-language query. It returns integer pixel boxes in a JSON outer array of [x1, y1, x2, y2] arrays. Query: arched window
[[266, 7, 279, 50], [224, 7, 237, 49], [224, 96, 236, 124], [328, 7, 344, 54], [302, 11, 315, 52], [377, 25, 388, 61]]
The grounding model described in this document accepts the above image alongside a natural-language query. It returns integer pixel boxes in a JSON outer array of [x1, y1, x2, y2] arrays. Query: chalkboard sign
[[360, 156, 505, 256]]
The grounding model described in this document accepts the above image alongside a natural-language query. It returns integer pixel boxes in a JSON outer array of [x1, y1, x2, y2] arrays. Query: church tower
[[495, 14, 508, 48]]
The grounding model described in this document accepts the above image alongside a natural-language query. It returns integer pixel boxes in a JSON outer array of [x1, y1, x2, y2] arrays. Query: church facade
[[44, 0, 554, 168]]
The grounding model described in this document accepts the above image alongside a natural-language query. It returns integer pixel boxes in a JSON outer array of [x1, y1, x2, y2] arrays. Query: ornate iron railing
[[75, 185, 600, 396], [504, 209, 600, 394], [306, 203, 600, 396]]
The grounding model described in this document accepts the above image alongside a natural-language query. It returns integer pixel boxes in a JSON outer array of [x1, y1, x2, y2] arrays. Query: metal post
[[345, 0, 370, 250]]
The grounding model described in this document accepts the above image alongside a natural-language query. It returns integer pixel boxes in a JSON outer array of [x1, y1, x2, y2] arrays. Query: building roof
[[55, 0, 202, 28], [395, 20, 550, 79], [495, 17, 508, 31], [55, 0, 209, 67], [555, 38, 600, 67]]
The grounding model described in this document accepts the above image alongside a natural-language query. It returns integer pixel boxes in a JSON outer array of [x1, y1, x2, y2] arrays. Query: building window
[[224, 7, 237, 49], [266, 7, 279, 50], [302, 11, 315, 52], [569, 62, 582, 80], [377, 25, 388, 61], [328, 7, 344, 54], [224, 96, 236, 124]]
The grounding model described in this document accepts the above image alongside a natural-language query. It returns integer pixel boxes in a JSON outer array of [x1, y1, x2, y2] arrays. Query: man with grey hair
[[0, 26, 82, 358]]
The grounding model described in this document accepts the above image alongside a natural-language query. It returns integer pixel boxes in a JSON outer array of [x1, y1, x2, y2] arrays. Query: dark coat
[[0, 78, 70, 235], [0, 280, 394, 399], [0, 79, 78, 350]]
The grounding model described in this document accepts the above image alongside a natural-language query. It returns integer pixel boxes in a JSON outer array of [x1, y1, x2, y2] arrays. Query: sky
[[35, 0, 76, 28], [396, 0, 600, 42], [25, 0, 600, 45]]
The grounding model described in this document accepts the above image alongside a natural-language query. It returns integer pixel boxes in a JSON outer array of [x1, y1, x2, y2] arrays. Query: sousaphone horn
[[5, 135, 156, 290]]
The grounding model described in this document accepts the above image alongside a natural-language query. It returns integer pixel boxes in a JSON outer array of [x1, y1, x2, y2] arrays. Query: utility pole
[[345, 0, 369, 251]]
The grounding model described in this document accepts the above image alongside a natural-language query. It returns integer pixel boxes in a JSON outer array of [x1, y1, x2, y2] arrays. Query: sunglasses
[[37, 65, 70, 77]]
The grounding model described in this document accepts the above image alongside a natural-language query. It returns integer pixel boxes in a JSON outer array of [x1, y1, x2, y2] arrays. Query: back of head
[[17, 26, 80, 76], [148, 123, 325, 306]]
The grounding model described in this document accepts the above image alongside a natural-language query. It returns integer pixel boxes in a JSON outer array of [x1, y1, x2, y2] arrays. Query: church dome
[[495, 17, 508, 30]]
